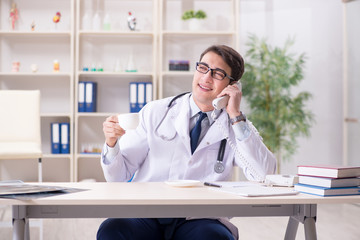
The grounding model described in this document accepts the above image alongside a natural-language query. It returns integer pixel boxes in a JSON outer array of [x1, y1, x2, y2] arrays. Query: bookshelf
[[0, 0, 74, 182], [74, 0, 157, 181], [158, 0, 239, 98], [0, 0, 239, 182]]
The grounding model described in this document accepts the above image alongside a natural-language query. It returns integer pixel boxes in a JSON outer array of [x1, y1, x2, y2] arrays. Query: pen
[[204, 182, 221, 188]]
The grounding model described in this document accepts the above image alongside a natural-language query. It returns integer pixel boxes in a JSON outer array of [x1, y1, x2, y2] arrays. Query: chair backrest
[[0, 90, 42, 159]]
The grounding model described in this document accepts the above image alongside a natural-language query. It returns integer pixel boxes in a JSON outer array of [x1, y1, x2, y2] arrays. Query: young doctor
[[98, 45, 276, 240]]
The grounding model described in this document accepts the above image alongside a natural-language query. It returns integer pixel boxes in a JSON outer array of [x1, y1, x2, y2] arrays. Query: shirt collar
[[189, 94, 221, 125]]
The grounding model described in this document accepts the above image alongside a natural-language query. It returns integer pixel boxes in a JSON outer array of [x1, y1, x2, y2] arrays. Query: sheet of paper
[[0, 180, 86, 200], [204, 181, 264, 188], [210, 185, 299, 197]]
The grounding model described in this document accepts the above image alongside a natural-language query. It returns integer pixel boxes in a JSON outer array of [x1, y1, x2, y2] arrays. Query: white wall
[[238, 0, 344, 174], [345, 0, 360, 166]]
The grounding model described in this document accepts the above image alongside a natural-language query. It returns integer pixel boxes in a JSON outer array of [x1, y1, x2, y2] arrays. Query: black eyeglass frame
[[195, 62, 234, 81]]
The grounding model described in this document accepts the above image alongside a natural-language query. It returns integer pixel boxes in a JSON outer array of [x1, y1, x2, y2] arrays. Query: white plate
[[165, 180, 202, 187]]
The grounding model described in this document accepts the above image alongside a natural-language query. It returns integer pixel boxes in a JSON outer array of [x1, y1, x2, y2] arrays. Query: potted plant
[[181, 10, 207, 31], [241, 34, 315, 172]]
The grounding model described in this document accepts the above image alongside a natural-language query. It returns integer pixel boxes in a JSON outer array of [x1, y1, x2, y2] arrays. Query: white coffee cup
[[117, 113, 139, 130]]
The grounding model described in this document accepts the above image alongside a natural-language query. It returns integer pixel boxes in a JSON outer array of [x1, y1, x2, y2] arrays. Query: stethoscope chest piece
[[214, 161, 225, 173], [214, 138, 227, 174]]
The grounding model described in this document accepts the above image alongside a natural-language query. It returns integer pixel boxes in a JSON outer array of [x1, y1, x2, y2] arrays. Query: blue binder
[[85, 81, 97, 112], [145, 82, 153, 104], [78, 81, 86, 112], [137, 82, 145, 110], [51, 123, 61, 154], [129, 82, 153, 112], [60, 123, 70, 154], [129, 82, 138, 112]]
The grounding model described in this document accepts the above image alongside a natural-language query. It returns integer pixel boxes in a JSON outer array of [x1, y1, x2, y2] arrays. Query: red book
[[297, 165, 360, 178]]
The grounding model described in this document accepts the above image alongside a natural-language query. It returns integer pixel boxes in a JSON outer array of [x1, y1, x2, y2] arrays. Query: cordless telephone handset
[[212, 95, 229, 110], [212, 81, 242, 110], [211, 81, 264, 182]]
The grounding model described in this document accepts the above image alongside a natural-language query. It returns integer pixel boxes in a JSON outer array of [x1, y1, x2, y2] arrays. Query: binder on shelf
[[129, 81, 153, 113], [145, 82, 153, 104], [129, 82, 138, 113], [137, 82, 145, 110], [60, 123, 70, 154], [51, 123, 61, 154], [85, 81, 97, 112], [78, 81, 86, 112]]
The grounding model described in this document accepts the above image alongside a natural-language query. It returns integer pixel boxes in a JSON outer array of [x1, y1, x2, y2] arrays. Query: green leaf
[[242, 34, 315, 162], [181, 9, 207, 20]]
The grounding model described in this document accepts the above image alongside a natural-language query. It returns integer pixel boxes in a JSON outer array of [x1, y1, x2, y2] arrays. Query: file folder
[[137, 82, 145, 110], [129, 81, 153, 112], [85, 81, 97, 112], [51, 123, 61, 154], [60, 123, 70, 154], [129, 82, 137, 113], [145, 82, 153, 104], [78, 82, 85, 112]]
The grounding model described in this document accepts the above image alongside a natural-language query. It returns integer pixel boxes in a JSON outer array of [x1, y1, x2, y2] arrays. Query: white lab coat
[[101, 93, 276, 239]]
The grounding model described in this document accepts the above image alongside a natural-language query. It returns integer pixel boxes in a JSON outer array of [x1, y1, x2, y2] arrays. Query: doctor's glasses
[[196, 62, 234, 81]]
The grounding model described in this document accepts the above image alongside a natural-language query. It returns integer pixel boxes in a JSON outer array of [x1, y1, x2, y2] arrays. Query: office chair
[[0, 90, 43, 182]]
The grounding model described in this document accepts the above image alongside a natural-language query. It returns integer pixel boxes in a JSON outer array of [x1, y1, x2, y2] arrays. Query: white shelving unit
[[0, 0, 239, 183], [159, 0, 239, 98], [0, 0, 75, 182], [74, 0, 157, 182]]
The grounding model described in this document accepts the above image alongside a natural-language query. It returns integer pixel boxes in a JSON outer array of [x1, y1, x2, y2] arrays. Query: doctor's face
[[192, 51, 231, 111]]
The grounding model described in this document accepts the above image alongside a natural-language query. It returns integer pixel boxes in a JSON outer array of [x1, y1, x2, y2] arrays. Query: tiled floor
[[1, 203, 359, 239]]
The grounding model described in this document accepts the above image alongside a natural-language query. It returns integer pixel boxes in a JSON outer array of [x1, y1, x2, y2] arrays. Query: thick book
[[294, 183, 360, 197], [298, 175, 360, 188], [297, 165, 360, 178]]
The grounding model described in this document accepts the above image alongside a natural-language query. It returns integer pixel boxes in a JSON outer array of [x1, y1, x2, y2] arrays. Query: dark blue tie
[[190, 112, 207, 154]]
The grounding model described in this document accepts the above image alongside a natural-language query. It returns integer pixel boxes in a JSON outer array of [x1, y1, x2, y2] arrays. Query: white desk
[[1, 182, 360, 240]]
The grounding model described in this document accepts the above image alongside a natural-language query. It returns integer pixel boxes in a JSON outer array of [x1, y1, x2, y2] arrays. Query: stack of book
[[294, 165, 360, 196]]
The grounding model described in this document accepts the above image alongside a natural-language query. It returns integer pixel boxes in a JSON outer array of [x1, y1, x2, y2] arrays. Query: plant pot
[[187, 19, 205, 31]]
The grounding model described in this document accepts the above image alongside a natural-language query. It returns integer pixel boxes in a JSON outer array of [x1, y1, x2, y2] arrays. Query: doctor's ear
[[230, 81, 242, 92]]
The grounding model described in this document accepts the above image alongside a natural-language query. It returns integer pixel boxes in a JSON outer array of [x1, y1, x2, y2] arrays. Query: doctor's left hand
[[103, 115, 125, 148], [217, 83, 242, 119]]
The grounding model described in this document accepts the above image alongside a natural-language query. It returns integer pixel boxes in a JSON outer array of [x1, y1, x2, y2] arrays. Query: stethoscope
[[154, 92, 226, 174]]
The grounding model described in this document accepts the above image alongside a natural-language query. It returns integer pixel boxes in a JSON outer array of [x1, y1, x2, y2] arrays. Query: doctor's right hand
[[103, 116, 125, 148]]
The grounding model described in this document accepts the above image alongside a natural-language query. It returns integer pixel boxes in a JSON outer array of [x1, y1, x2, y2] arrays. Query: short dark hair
[[199, 45, 244, 83]]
